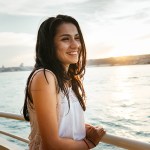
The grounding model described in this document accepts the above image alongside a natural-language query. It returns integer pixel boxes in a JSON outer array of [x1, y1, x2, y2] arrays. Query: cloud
[[0, 0, 89, 16], [93, 0, 150, 25], [10, 52, 35, 67], [0, 0, 150, 66], [136, 34, 150, 40], [0, 32, 35, 46], [0, 32, 35, 66], [0, 45, 35, 67]]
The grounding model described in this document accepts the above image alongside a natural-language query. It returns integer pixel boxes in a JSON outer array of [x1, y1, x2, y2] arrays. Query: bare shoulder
[[30, 69, 57, 91]]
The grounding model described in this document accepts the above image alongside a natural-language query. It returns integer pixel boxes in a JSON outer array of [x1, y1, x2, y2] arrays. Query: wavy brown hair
[[23, 14, 86, 121]]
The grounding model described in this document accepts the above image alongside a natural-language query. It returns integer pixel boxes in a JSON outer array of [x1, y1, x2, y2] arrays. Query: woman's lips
[[67, 51, 78, 55]]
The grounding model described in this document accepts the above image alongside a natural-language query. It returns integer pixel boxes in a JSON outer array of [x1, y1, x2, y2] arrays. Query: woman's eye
[[75, 37, 80, 41], [62, 38, 69, 41]]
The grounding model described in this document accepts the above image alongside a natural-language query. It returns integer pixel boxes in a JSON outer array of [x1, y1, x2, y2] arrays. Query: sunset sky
[[0, 0, 150, 67]]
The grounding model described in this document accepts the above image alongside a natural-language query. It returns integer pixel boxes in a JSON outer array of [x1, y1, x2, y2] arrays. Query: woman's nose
[[70, 39, 80, 49]]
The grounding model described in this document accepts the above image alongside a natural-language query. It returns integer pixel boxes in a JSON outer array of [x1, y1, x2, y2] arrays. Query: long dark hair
[[23, 14, 86, 121]]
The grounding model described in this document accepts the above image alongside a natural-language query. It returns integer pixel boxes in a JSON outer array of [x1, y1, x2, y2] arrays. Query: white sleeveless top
[[27, 69, 86, 150]]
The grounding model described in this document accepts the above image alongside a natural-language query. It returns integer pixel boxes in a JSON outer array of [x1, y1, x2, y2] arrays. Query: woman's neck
[[63, 64, 69, 73]]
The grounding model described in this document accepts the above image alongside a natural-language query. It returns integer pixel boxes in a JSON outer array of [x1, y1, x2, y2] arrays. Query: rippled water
[[0, 65, 150, 150]]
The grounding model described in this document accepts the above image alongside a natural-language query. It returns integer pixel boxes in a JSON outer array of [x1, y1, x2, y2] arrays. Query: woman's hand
[[85, 124, 106, 148]]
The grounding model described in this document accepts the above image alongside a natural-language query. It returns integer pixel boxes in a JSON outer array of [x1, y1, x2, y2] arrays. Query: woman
[[23, 14, 106, 150]]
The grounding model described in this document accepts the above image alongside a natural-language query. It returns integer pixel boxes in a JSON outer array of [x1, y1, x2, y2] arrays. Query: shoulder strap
[[28, 68, 59, 101], [29, 68, 58, 88]]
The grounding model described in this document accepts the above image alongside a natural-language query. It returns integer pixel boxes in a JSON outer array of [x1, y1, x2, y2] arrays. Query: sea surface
[[0, 65, 150, 150]]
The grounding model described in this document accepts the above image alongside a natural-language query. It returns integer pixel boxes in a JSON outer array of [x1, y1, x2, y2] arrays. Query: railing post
[[101, 133, 150, 150], [0, 112, 25, 120]]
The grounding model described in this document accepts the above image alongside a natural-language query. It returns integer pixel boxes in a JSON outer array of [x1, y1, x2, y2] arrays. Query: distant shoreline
[[0, 66, 33, 73], [0, 54, 150, 73]]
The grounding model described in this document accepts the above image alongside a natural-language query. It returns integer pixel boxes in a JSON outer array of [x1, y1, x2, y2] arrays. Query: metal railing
[[0, 112, 150, 150]]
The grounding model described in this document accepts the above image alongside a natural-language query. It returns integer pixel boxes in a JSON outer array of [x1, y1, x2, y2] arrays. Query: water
[[0, 65, 150, 150]]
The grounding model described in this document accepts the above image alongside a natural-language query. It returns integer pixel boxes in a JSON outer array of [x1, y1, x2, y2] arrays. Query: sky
[[0, 0, 150, 67]]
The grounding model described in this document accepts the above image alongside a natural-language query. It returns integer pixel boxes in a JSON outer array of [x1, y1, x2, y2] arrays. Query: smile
[[67, 51, 78, 55]]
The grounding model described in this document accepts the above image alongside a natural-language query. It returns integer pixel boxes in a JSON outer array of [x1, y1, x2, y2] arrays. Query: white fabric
[[27, 70, 86, 150], [58, 87, 85, 140]]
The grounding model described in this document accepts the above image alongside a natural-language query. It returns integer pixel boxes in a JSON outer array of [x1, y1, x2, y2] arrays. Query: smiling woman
[[54, 23, 81, 68], [22, 14, 106, 150]]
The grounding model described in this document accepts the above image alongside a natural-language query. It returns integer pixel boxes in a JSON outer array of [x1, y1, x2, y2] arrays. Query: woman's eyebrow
[[59, 33, 79, 37]]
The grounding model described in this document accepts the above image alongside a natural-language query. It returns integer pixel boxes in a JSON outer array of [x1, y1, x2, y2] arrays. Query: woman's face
[[54, 23, 81, 68]]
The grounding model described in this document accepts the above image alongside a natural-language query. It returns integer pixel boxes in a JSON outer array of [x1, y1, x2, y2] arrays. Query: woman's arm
[[30, 70, 89, 150]]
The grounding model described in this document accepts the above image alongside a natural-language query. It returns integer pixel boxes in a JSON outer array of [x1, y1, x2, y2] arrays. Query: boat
[[0, 112, 150, 150]]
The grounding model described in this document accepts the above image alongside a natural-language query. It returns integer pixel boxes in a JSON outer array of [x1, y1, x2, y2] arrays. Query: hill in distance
[[87, 54, 150, 66]]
